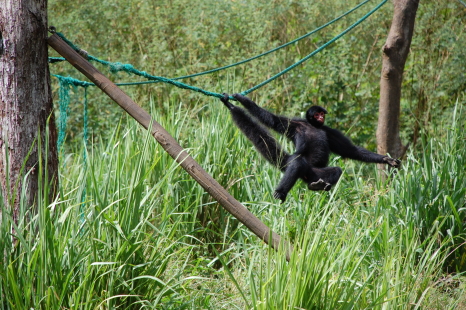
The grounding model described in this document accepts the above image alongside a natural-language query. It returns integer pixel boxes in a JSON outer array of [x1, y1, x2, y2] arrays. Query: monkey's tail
[[230, 107, 290, 171]]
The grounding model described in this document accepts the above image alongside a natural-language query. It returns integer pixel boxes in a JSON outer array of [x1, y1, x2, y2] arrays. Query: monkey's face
[[306, 105, 327, 128], [314, 111, 325, 125]]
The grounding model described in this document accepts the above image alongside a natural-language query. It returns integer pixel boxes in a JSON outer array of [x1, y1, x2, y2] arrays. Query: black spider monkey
[[220, 93, 400, 203]]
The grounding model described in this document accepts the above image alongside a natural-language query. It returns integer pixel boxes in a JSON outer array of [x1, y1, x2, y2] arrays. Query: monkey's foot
[[308, 179, 332, 191]]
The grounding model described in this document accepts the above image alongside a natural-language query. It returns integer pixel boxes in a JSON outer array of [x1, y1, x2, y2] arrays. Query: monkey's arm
[[232, 93, 294, 136], [324, 127, 400, 167]]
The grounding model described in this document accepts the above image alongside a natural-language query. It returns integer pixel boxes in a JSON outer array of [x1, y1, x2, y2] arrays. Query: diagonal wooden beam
[[47, 33, 292, 261]]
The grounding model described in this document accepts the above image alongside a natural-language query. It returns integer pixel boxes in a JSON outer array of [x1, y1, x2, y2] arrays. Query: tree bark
[[377, 0, 419, 169], [0, 0, 58, 222]]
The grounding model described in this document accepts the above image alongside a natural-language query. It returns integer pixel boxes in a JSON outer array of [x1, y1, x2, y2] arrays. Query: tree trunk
[[0, 0, 58, 222], [376, 0, 419, 170]]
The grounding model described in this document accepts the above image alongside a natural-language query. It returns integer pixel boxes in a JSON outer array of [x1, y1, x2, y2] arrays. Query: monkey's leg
[[273, 158, 302, 203], [230, 107, 289, 169]]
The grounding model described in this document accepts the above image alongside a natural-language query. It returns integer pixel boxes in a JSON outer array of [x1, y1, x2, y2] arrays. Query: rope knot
[[109, 62, 128, 73]]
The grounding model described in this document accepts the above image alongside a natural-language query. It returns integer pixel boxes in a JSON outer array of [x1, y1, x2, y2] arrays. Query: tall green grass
[[1, 99, 464, 309]]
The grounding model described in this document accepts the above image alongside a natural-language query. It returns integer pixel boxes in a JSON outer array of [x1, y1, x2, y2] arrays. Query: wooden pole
[[47, 33, 292, 261]]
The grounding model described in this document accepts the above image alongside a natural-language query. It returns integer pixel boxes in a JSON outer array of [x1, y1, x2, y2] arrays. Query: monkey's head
[[306, 105, 327, 128]]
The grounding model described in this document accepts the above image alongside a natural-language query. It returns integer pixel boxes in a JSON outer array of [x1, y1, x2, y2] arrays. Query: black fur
[[221, 93, 400, 203]]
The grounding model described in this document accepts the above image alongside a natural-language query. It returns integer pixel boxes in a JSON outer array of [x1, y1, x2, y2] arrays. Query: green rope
[[51, 0, 386, 100], [49, 57, 66, 63], [242, 0, 388, 95], [49, 0, 371, 81], [56, 75, 90, 150], [165, 0, 371, 80], [55, 75, 89, 224], [53, 71, 226, 98], [80, 87, 88, 224], [53, 74, 93, 87], [55, 0, 372, 83], [57, 78, 71, 151]]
